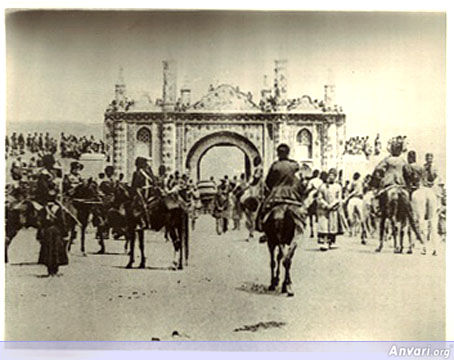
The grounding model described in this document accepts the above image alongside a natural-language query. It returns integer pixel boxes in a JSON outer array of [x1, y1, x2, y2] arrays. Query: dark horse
[[262, 204, 300, 297], [5, 199, 69, 267], [370, 169, 423, 253], [5, 181, 41, 263], [5, 201, 36, 263], [262, 183, 313, 296], [108, 184, 189, 270]]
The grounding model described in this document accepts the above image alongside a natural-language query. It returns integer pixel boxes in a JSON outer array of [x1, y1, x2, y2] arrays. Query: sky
[[5, 10, 446, 171]]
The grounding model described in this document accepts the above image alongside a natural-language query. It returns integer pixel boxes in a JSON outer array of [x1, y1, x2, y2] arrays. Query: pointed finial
[[327, 68, 335, 85], [263, 75, 270, 89], [117, 66, 125, 84]]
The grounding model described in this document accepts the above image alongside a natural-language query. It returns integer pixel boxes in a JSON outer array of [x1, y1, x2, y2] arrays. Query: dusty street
[[5, 215, 445, 341]]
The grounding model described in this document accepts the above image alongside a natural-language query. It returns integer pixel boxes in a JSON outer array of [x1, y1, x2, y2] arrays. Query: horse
[[5, 199, 71, 265], [108, 184, 189, 270], [370, 169, 423, 253], [262, 184, 312, 297], [5, 201, 34, 263], [409, 186, 439, 254], [345, 195, 369, 244], [4, 181, 42, 263]]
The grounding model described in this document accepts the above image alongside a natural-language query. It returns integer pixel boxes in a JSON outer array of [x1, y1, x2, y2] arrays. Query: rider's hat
[[135, 156, 148, 168], [328, 168, 337, 177]]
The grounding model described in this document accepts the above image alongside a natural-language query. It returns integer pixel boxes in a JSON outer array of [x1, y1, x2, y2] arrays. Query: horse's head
[[7, 200, 40, 229], [112, 183, 132, 205], [370, 169, 384, 190]]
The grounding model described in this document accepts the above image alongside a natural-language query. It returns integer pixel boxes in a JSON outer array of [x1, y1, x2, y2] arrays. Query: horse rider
[[99, 165, 116, 197], [256, 144, 305, 243], [372, 137, 423, 248], [63, 161, 84, 197], [131, 156, 157, 228]]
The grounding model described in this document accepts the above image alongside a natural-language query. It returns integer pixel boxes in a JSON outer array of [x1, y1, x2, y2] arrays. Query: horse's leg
[[97, 221, 106, 254], [183, 213, 189, 267], [426, 190, 439, 255], [191, 215, 196, 231], [245, 210, 254, 241], [169, 226, 181, 270], [267, 242, 277, 291], [215, 218, 222, 235], [376, 216, 386, 252], [80, 224, 87, 256], [68, 225, 76, 252], [400, 221, 406, 254], [137, 229, 146, 269], [282, 241, 297, 296], [391, 219, 400, 253], [275, 246, 283, 289], [126, 229, 135, 268], [5, 236, 13, 263], [309, 215, 314, 238], [407, 193, 425, 248], [176, 214, 184, 270]]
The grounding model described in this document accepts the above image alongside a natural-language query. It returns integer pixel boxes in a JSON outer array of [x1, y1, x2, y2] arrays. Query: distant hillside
[[5, 121, 104, 138]]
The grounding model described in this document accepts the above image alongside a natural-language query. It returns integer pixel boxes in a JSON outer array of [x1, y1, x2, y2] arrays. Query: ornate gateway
[[104, 60, 346, 180]]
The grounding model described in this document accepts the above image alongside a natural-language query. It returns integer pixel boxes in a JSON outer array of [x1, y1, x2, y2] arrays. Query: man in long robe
[[317, 168, 342, 251]]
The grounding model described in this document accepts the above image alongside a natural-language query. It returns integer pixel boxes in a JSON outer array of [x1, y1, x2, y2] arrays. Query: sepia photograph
[[2, 8, 447, 344]]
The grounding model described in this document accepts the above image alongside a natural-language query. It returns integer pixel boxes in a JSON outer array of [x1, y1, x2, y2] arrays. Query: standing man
[[35, 154, 68, 276], [317, 168, 342, 251], [420, 153, 440, 255]]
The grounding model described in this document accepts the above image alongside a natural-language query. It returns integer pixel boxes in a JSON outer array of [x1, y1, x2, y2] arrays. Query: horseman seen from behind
[[257, 143, 309, 296], [257, 143, 307, 239], [371, 137, 424, 253]]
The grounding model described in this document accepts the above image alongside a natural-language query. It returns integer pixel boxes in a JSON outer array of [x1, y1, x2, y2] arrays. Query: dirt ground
[[4, 213, 445, 341]]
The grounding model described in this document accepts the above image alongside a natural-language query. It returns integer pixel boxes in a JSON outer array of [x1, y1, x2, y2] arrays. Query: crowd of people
[[5, 132, 108, 160], [344, 133, 383, 158], [5, 134, 446, 276], [6, 132, 58, 158], [60, 133, 108, 159]]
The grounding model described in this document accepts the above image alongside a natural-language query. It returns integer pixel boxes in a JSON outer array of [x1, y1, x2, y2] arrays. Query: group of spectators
[[6, 132, 58, 158], [5, 131, 108, 161], [343, 134, 382, 159], [60, 133, 108, 159]]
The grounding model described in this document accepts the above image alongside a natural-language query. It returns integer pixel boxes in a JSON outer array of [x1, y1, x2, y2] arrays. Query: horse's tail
[[265, 205, 296, 245]]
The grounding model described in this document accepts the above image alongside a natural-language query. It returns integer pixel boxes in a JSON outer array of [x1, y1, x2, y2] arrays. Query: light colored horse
[[410, 187, 439, 255], [346, 196, 368, 244]]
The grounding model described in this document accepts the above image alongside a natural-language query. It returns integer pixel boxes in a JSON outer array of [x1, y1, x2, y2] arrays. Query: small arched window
[[296, 128, 313, 160], [136, 127, 152, 157]]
